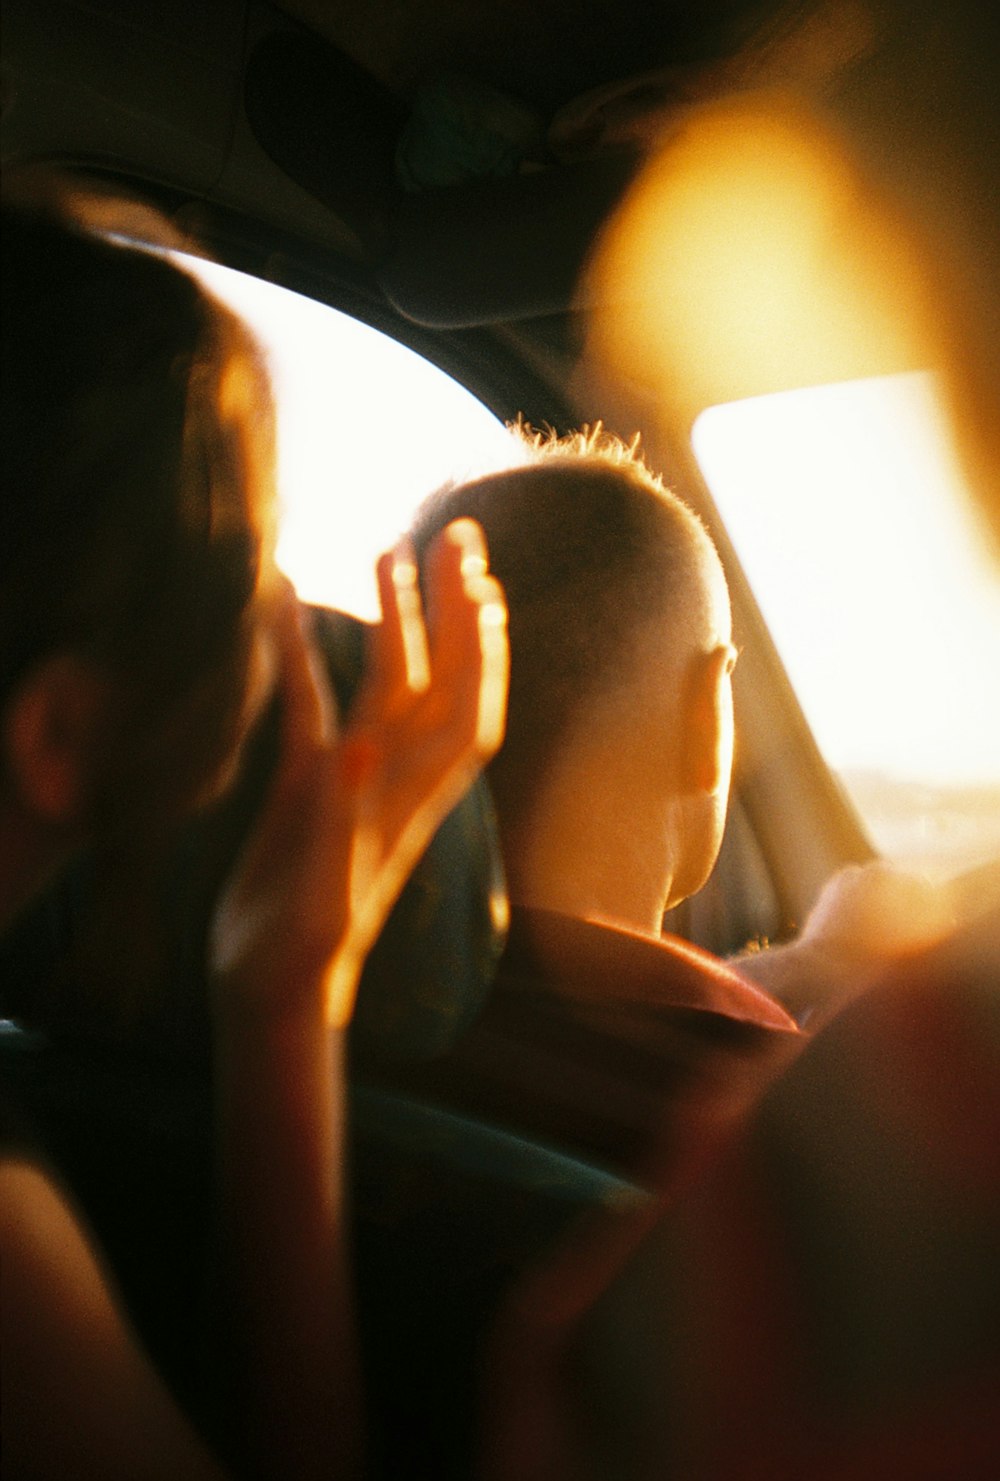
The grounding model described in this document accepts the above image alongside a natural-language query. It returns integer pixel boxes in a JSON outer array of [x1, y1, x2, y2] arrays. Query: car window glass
[[185, 258, 521, 618], [693, 370, 1000, 880]]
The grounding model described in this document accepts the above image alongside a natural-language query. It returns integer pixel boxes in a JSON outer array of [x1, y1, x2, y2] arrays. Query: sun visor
[[245, 29, 407, 261], [245, 29, 635, 326], [377, 156, 635, 327]]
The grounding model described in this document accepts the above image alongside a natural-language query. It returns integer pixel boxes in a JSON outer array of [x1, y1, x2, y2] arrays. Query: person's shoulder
[[503, 905, 800, 1035]]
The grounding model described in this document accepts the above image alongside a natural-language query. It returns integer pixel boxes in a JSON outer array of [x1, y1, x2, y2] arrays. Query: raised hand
[[210, 517, 508, 1028], [795, 859, 956, 967], [737, 860, 956, 1027], [207, 519, 507, 1480]]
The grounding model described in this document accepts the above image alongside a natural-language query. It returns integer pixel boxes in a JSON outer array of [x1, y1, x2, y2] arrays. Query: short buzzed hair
[[411, 424, 724, 819]]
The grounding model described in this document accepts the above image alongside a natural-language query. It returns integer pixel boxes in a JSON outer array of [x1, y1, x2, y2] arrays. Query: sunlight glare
[[694, 373, 1000, 791], [587, 92, 934, 429], [188, 258, 521, 618], [587, 90, 1000, 873]]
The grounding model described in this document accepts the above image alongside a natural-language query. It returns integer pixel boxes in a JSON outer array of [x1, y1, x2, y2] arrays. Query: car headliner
[[1, 1, 916, 329]]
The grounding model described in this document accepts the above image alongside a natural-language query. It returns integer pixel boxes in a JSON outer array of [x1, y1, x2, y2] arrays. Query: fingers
[[421, 519, 509, 756], [212, 533, 507, 1030], [804, 861, 956, 960], [472, 580, 509, 755], [423, 518, 488, 653], [374, 540, 431, 706], [358, 520, 508, 762]]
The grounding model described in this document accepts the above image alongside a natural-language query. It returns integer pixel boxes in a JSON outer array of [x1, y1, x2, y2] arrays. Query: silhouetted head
[[0, 180, 276, 848]]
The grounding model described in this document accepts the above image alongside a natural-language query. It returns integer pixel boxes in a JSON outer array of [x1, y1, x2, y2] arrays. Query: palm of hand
[[211, 520, 508, 1028]]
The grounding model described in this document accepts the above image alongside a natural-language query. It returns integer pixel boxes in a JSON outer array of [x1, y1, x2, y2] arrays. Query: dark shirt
[[393, 905, 801, 1182]]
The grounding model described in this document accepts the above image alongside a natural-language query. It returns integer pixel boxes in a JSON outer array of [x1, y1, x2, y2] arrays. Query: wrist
[[212, 957, 356, 1037]]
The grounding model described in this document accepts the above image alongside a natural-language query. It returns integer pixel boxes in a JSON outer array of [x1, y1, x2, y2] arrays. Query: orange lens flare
[[587, 92, 937, 431]]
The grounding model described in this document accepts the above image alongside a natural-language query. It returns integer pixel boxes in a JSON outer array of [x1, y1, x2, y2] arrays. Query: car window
[[184, 259, 522, 619], [694, 370, 1000, 880]]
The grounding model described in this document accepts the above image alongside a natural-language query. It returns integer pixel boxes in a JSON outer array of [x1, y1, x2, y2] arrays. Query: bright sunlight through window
[[187, 259, 521, 619], [694, 371, 1000, 879]]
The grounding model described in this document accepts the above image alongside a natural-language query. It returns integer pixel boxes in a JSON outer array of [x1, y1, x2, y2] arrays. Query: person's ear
[[3, 655, 111, 825], [679, 643, 737, 797]]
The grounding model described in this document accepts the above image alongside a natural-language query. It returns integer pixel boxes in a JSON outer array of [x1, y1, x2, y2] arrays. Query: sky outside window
[[187, 258, 521, 618], [694, 371, 1000, 877]]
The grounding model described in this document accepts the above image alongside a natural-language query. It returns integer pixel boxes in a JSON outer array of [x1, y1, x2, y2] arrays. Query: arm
[[734, 861, 955, 1026], [0, 521, 507, 1481], [0, 1158, 225, 1481], [209, 520, 508, 1480]]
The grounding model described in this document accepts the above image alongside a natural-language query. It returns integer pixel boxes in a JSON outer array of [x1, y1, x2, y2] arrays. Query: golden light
[[586, 90, 1000, 877], [587, 92, 937, 431], [693, 373, 1000, 796], [187, 256, 519, 619]]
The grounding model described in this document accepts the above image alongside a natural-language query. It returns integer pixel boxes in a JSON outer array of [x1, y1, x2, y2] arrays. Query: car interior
[[2, 2, 999, 1477]]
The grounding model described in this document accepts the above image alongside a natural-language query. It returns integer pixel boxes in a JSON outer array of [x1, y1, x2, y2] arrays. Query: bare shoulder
[[0, 1157, 225, 1481]]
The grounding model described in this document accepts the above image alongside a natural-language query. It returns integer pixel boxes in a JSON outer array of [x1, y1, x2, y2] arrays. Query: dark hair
[[411, 425, 721, 820], [1, 182, 276, 824]]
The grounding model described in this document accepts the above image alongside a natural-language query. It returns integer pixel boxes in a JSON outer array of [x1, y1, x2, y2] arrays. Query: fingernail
[[479, 599, 507, 629], [445, 518, 489, 578], [462, 550, 488, 580], [388, 539, 420, 597]]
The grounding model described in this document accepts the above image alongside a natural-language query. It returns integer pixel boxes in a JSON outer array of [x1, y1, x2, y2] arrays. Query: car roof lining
[[237, 1, 813, 326], [276, 0, 792, 111], [1, 1, 911, 328]]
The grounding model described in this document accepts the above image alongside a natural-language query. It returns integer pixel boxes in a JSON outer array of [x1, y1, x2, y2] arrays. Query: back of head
[[411, 427, 728, 832], [1, 178, 275, 828]]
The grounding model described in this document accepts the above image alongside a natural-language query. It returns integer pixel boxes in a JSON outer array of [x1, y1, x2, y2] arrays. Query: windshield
[[693, 370, 1000, 880], [185, 258, 520, 619]]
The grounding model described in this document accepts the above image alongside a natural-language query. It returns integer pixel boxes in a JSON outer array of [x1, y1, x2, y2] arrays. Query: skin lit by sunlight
[[694, 372, 1000, 801], [188, 259, 521, 618], [587, 92, 933, 428]]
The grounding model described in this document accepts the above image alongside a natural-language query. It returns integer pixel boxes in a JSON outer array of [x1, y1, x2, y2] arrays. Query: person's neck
[[499, 764, 681, 939]]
